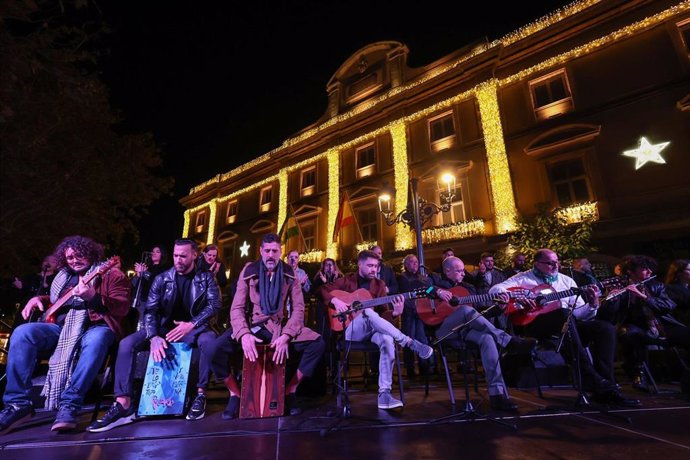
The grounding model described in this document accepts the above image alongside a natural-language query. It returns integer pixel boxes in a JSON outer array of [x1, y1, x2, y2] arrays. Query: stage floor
[[2, 374, 689, 460]]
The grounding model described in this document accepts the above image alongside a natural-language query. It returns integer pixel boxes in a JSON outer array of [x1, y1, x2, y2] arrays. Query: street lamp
[[377, 173, 456, 275]]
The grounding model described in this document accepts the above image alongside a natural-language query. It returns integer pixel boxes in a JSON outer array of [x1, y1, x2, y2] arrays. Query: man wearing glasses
[[489, 248, 639, 407]]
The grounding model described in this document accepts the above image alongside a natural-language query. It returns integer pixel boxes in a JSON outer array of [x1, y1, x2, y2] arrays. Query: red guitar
[[415, 285, 529, 326], [42, 256, 120, 324], [329, 287, 432, 332]]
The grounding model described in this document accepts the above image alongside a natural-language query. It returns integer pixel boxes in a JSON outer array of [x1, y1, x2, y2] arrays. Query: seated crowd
[[1, 234, 689, 435]]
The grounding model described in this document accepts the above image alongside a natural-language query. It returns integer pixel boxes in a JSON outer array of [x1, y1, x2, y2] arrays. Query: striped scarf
[[42, 265, 99, 410]]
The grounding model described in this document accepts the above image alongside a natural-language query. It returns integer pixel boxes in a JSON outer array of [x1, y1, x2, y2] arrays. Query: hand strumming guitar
[[331, 297, 349, 314]]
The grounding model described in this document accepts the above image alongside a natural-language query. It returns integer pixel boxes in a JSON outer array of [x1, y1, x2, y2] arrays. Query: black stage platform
[[2, 373, 689, 460]]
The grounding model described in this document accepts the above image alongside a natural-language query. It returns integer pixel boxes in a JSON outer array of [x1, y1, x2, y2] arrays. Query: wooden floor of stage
[[2, 369, 690, 459]]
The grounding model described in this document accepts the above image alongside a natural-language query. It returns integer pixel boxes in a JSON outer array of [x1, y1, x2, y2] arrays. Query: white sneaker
[[377, 390, 404, 409]]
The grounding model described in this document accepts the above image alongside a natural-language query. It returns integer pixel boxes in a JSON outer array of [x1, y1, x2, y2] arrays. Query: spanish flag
[[332, 192, 362, 243]]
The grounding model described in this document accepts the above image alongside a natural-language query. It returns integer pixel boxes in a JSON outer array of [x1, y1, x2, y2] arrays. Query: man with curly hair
[[0, 235, 131, 434]]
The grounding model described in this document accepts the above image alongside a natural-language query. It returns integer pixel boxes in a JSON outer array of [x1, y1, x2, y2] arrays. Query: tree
[[0, 1, 173, 277], [498, 203, 597, 266]]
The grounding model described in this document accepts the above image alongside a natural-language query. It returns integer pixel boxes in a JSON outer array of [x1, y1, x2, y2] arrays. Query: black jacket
[[143, 266, 222, 339], [598, 279, 677, 328]]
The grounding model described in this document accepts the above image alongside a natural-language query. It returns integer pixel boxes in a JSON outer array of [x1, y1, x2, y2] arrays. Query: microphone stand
[[431, 303, 517, 430]]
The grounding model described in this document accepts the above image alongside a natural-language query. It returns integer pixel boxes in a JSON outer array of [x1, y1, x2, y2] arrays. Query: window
[[195, 211, 206, 233], [428, 112, 456, 151], [356, 144, 376, 179], [548, 158, 592, 207], [300, 167, 316, 197], [259, 186, 273, 212], [439, 183, 466, 225], [301, 220, 316, 250], [358, 208, 378, 241], [678, 18, 690, 56], [226, 200, 238, 224], [529, 69, 573, 120]]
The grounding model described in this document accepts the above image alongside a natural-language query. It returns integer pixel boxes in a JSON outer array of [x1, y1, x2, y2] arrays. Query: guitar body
[[328, 289, 374, 332], [240, 345, 286, 419], [416, 285, 472, 326], [505, 284, 563, 326]]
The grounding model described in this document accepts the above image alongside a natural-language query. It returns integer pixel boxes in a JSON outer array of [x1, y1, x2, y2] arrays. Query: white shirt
[[488, 269, 598, 321]]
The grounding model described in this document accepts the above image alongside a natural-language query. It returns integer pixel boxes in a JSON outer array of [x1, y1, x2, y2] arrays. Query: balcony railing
[[421, 219, 485, 244], [555, 201, 599, 224]]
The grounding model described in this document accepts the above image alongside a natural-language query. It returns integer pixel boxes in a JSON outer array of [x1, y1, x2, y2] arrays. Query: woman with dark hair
[[131, 246, 169, 326], [197, 244, 228, 289], [311, 258, 344, 339], [665, 259, 690, 327]]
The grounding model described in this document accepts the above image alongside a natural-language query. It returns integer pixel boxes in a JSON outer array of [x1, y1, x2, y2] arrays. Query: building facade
[[180, 0, 690, 277]]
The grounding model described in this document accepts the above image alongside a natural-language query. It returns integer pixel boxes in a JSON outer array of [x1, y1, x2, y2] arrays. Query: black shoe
[[592, 389, 641, 407], [285, 393, 302, 416], [222, 396, 241, 420], [490, 395, 518, 412], [87, 402, 136, 433], [186, 393, 207, 421], [506, 337, 537, 355], [52, 404, 79, 432], [0, 404, 34, 435]]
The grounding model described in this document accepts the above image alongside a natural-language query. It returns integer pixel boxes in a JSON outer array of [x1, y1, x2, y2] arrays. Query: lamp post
[[377, 173, 456, 275]]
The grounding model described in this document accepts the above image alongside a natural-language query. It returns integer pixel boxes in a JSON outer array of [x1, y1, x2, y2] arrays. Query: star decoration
[[622, 137, 669, 170], [239, 241, 250, 257]]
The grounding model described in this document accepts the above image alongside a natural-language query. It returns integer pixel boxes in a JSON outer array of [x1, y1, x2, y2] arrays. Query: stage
[[2, 375, 689, 459]]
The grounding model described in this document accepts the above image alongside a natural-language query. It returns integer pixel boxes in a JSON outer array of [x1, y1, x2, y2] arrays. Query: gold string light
[[300, 249, 325, 263], [206, 200, 218, 244], [421, 219, 486, 244], [555, 201, 599, 224], [327, 148, 340, 260], [278, 169, 288, 233], [389, 121, 414, 250]]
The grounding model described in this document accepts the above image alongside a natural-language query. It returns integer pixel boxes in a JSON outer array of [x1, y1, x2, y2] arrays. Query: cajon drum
[[240, 345, 285, 419], [137, 342, 193, 416]]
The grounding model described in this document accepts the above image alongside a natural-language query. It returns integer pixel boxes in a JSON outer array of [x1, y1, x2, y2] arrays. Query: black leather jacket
[[143, 266, 222, 339]]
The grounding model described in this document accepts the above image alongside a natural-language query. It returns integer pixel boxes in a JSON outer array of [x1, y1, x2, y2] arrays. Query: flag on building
[[279, 204, 306, 252], [332, 192, 363, 243]]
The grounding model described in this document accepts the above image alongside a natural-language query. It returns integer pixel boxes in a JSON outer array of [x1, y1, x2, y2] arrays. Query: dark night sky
[[98, 0, 572, 251]]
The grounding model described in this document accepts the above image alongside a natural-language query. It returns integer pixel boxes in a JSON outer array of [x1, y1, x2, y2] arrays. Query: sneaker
[[377, 390, 404, 410], [186, 393, 207, 421], [408, 340, 433, 360], [222, 395, 241, 420], [87, 402, 136, 433], [0, 404, 35, 435], [52, 404, 79, 432], [489, 395, 518, 412]]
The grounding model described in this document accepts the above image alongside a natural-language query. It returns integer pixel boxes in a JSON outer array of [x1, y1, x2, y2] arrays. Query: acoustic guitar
[[328, 287, 432, 332], [42, 256, 120, 324], [415, 285, 529, 326]]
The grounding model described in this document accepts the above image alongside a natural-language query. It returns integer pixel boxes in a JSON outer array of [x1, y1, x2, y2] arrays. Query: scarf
[[532, 268, 558, 286], [259, 260, 283, 315], [42, 264, 99, 410]]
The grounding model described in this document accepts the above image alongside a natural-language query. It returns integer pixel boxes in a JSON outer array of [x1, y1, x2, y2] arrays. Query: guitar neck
[[358, 290, 420, 310], [452, 293, 495, 305]]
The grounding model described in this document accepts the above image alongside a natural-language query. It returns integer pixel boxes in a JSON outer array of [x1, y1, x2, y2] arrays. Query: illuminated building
[[181, 1, 690, 274]]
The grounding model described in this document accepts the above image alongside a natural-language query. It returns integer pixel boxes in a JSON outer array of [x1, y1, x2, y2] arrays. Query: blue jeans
[[3, 322, 115, 409]]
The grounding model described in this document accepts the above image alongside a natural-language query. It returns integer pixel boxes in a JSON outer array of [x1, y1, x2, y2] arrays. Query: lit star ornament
[[239, 241, 250, 257], [622, 137, 669, 170]]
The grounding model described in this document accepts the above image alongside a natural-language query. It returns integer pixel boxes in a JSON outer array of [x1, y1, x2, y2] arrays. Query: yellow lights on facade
[[206, 200, 218, 244], [476, 80, 517, 234], [300, 249, 325, 264], [182, 210, 191, 238], [326, 148, 340, 260], [555, 201, 599, 224], [390, 121, 414, 251], [422, 219, 485, 244], [239, 241, 251, 257], [623, 137, 670, 170], [355, 240, 378, 254], [278, 169, 288, 232]]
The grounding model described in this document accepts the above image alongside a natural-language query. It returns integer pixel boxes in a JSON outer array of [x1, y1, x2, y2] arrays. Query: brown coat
[[230, 260, 320, 343]]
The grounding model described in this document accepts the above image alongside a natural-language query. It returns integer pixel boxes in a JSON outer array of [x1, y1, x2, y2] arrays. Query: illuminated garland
[[300, 249, 325, 263], [182, 209, 191, 238], [555, 201, 599, 224], [207, 200, 218, 244], [355, 240, 378, 253], [278, 169, 288, 234], [476, 80, 517, 233], [389, 121, 414, 250], [326, 148, 340, 260], [421, 219, 486, 244]]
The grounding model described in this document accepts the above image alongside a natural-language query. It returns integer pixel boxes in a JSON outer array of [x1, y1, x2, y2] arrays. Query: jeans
[[346, 309, 408, 392], [401, 306, 433, 373], [437, 305, 512, 396], [3, 322, 114, 409]]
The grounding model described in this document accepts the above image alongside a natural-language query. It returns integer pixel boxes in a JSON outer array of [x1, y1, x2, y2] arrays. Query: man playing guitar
[[0, 236, 130, 434], [489, 249, 639, 406], [434, 256, 536, 411], [319, 250, 433, 410]]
